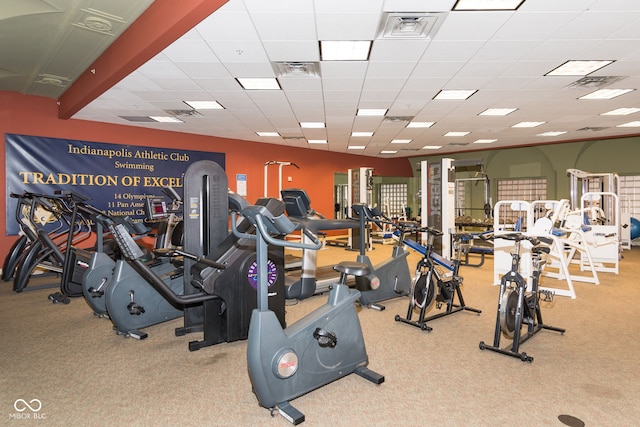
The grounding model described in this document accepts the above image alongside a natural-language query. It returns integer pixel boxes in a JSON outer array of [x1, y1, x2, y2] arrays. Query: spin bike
[[396, 229, 481, 331], [479, 232, 565, 362], [233, 201, 384, 425]]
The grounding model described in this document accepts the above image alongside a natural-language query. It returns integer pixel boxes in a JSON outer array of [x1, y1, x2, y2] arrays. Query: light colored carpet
[[1, 244, 639, 426]]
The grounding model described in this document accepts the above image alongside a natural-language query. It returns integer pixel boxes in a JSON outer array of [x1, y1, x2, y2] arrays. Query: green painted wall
[[407, 136, 640, 218]]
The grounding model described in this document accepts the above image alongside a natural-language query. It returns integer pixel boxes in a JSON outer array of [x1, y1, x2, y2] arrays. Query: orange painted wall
[[0, 91, 413, 260]]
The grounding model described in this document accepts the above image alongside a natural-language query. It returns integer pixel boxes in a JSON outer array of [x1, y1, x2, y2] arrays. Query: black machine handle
[[109, 224, 223, 305]]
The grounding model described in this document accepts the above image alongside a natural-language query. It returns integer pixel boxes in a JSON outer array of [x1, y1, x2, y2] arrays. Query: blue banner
[[5, 134, 224, 235]]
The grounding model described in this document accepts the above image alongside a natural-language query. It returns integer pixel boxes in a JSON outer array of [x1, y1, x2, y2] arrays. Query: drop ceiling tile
[[366, 61, 415, 78], [207, 41, 270, 62], [175, 62, 231, 79], [320, 61, 368, 79], [315, 12, 381, 40], [249, 12, 317, 40], [243, 0, 314, 13], [362, 77, 406, 91], [150, 78, 202, 91], [370, 39, 430, 62], [434, 12, 512, 41], [163, 39, 219, 62], [553, 11, 640, 39], [262, 40, 320, 62], [382, 0, 455, 13], [314, 0, 384, 13], [278, 78, 323, 91], [411, 61, 465, 78], [196, 10, 260, 41], [222, 62, 276, 77]]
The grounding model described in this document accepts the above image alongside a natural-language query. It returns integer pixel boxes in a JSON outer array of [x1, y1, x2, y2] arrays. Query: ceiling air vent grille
[[165, 109, 202, 118], [378, 12, 447, 39], [273, 62, 320, 78], [577, 126, 609, 132], [567, 76, 624, 89]]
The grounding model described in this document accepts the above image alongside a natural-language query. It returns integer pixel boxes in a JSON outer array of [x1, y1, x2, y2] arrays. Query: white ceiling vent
[[577, 126, 609, 132], [378, 12, 447, 39], [383, 116, 414, 124], [567, 76, 624, 89], [166, 109, 203, 118], [273, 62, 320, 78]]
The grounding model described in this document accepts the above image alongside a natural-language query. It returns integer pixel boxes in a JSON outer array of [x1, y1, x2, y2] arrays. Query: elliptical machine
[[233, 200, 384, 425]]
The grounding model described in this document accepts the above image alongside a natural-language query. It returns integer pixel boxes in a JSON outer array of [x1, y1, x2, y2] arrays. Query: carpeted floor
[[1, 243, 639, 426]]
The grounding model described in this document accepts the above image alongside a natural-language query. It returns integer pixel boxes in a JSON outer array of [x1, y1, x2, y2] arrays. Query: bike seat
[[532, 245, 551, 255], [333, 261, 370, 278]]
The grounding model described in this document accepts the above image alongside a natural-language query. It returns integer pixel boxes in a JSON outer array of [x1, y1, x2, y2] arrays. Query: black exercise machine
[[479, 232, 565, 362]]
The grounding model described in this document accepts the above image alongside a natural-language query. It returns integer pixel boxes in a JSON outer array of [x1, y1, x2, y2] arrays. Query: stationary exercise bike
[[233, 200, 384, 425], [396, 229, 481, 331], [350, 204, 412, 310], [479, 232, 565, 362]]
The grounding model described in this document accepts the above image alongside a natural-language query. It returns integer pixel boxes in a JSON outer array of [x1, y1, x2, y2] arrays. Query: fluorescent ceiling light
[[579, 89, 634, 100], [348, 146, 366, 150], [184, 101, 224, 110], [381, 150, 397, 154], [434, 89, 477, 100], [537, 131, 567, 136], [351, 131, 374, 137], [237, 78, 280, 90], [617, 121, 640, 127], [546, 60, 614, 76], [308, 139, 327, 144], [601, 108, 640, 116], [391, 139, 412, 144], [407, 121, 435, 128], [474, 139, 497, 144], [479, 108, 517, 116], [453, 0, 525, 10], [512, 121, 545, 128], [357, 108, 388, 116], [320, 40, 372, 61], [423, 145, 442, 149], [444, 131, 470, 137], [256, 131, 280, 137], [149, 116, 183, 123], [300, 122, 325, 128]]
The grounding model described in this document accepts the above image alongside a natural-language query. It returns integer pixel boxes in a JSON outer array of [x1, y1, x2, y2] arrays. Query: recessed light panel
[[256, 131, 280, 137], [422, 145, 442, 149], [473, 139, 497, 144], [434, 89, 477, 100], [512, 121, 545, 128], [351, 131, 374, 137], [479, 108, 517, 116], [391, 139, 412, 144], [601, 108, 640, 116], [546, 60, 613, 76], [407, 121, 435, 128], [237, 78, 280, 90], [357, 108, 388, 116], [381, 150, 397, 154], [444, 131, 470, 137], [453, 0, 525, 11], [348, 146, 366, 150], [300, 122, 325, 128], [617, 121, 640, 127], [308, 139, 327, 144], [184, 101, 224, 110], [320, 40, 372, 61], [579, 89, 634, 100], [537, 131, 567, 136], [149, 116, 183, 123]]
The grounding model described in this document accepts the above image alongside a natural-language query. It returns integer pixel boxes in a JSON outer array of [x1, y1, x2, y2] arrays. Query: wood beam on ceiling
[[58, 0, 228, 119]]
